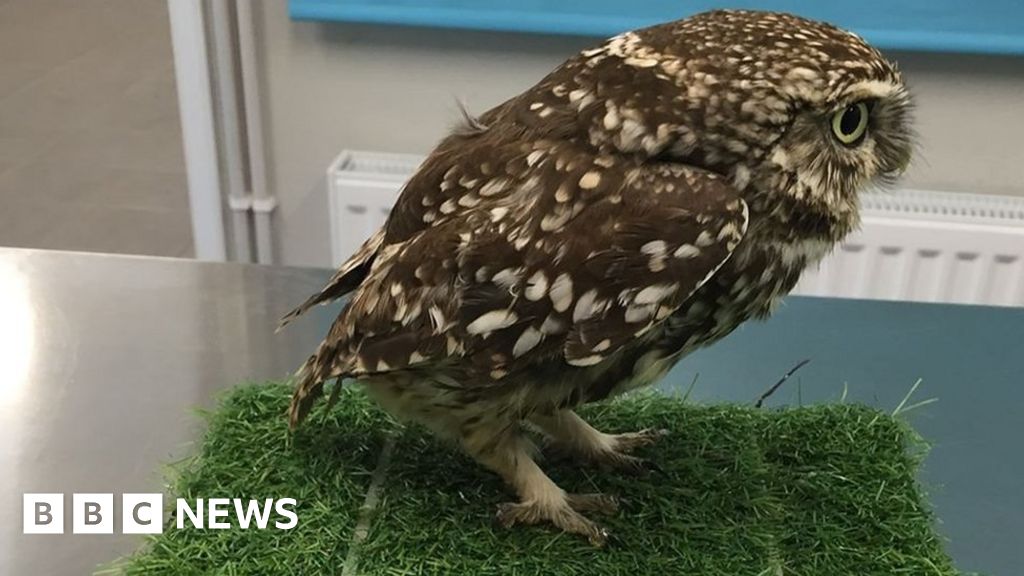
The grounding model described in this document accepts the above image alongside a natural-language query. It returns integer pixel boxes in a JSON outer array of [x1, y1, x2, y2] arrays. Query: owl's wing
[[329, 160, 747, 380], [288, 154, 747, 425]]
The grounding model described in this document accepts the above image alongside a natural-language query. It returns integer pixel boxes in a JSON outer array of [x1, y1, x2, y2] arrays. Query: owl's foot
[[531, 410, 669, 474], [596, 428, 670, 473], [495, 493, 616, 546], [463, 418, 616, 545]]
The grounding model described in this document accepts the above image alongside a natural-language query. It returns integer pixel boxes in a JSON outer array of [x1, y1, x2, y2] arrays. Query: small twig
[[892, 378, 939, 417], [682, 373, 699, 404], [895, 398, 939, 416], [754, 359, 811, 408], [891, 378, 923, 416]]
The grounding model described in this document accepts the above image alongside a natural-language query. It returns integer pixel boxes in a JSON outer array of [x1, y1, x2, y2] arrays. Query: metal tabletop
[[0, 248, 329, 575], [0, 247, 1020, 575]]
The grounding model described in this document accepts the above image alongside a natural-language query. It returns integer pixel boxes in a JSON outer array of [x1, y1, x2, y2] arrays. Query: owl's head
[[559, 9, 914, 239], [664, 10, 916, 238]]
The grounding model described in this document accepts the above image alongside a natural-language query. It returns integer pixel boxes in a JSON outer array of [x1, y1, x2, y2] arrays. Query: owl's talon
[[566, 492, 620, 515], [646, 459, 667, 476], [610, 428, 670, 453], [494, 498, 610, 546], [494, 502, 524, 529], [602, 452, 662, 475]]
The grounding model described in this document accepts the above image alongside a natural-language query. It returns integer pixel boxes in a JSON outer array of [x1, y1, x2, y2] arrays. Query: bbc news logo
[[23, 494, 298, 534]]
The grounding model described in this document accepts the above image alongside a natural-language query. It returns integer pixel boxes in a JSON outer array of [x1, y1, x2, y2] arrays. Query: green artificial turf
[[102, 382, 958, 576]]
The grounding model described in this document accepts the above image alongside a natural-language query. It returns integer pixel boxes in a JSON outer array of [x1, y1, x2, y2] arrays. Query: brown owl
[[281, 9, 914, 545]]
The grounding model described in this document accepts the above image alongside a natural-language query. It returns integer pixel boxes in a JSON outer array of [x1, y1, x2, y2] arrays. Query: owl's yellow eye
[[831, 102, 869, 146]]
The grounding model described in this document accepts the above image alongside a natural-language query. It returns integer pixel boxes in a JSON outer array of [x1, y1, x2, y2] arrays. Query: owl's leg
[[462, 421, 613, 546], [529, 410, 668, 473]]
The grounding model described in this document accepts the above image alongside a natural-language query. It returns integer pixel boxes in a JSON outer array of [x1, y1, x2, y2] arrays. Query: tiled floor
[[0, 0, 193, 258]]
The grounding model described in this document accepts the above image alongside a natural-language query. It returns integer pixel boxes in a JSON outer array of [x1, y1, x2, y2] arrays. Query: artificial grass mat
[[103, 382, 958, 575]]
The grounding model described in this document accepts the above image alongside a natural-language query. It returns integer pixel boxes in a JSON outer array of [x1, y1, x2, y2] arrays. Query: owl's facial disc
[[834, 79, 916, 181], [760, 73, 914, 226]]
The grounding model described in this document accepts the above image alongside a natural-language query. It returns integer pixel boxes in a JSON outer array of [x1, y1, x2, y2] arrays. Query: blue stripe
[[289, 1, 1024, 56]]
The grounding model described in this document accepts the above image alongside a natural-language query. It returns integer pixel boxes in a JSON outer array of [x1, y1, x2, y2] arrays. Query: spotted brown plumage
[[283, 9, 914, 544]]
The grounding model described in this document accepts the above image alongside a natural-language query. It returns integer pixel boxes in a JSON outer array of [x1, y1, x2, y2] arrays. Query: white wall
[[254, 1, 1024, 267]]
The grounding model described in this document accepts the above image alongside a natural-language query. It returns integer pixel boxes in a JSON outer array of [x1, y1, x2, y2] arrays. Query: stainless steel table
[[0, 248, 330, 575], [0, 248, 1021, 575]]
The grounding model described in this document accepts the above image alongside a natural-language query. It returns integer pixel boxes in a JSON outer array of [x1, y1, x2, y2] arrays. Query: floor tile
[[0, 61, 48, 100], [0, 159, 17, 179], [0, 0, 192, 258], [0, 131, 60, 165], [0, 0, 107, 71], [61, 204, 194, 257], [0, 156, 189, 212]]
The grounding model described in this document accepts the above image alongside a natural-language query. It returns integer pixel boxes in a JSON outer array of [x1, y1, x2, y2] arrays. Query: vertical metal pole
[[210, 0, 254, 263], [167, 0, 227, 261], [236, 0, 276, 264]]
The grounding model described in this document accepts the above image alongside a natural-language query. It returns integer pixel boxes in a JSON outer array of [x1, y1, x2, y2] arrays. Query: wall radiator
[[328, 150, 1024, 308]]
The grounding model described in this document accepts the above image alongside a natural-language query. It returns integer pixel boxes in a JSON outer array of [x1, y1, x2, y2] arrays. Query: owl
[[281, 10, 914, 545]]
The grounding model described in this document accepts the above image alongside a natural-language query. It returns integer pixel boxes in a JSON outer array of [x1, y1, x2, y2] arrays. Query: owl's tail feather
[[277, 228, 384, 331], [287, 346, 347, 429], [284, 229, 383, 426]]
